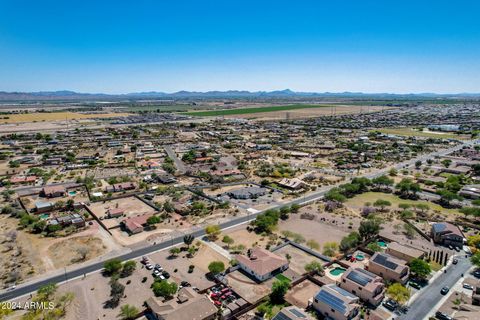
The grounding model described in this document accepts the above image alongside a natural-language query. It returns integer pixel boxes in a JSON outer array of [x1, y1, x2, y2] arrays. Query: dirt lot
[[47, 236, 107, 269], [274, 245, 325, 275], [285, 279, 321, 309], [0, 216, 115, 287], [216, 226, 270, 251], [60, 264, 155, 320], [223, 105, 390, 121], [277, 213, 349, 247], [227, 270, 271, 304]]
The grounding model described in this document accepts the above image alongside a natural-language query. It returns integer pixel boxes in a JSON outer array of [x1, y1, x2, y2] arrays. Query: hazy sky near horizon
[[1, 0, 480, 94]]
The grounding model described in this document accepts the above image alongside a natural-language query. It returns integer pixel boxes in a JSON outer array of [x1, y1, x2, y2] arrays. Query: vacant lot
[[345, 192, 460, 215], [47, 236, 107, 269], [0, 112, 130, 123], [227, 270, 271, 304], [274, 245, 325, 275], [277, 214, 348, 247], [285, 279, 321, 309], [215, 226, 270, 251], [375, 127, 469, 139]]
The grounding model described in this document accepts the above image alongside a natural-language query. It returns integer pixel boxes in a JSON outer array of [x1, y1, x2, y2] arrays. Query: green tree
[[169, 247, 181, 257], [323, 242, 339, 257], [409, 258, 431, 279], [436, 189, 462, 207], [208, 261, 225, 275], [270, 279, 289, 304], [471, 252, 480, 267], [109, 280, 125, 307], [367, 242, 382, 252], [290, 203, 301, 213], [340, 232, 361, 252], [359, 219, 382, 240], [372, 175, 394, 189], [252, 210, 280, 233], [416, 203, 429, 215], [386, 283, 410, 304], [396, 178, 421, 199], [37, 283, 57, 299], [104, 258, 123, 276], [441, 159, 452, 168], [304, 261, 324, 274], [373, 199, 391, 211], [183, 234, 194, 248], [152, 280, 178, 298], [222, 235, 234, 248], [325, 188, 347, 202], [279, 206, 291, 220], [118, 304, 139, 320], [121, 260, 136, 277], [147, 215, 161, 225], [205, 224, 221, 240]]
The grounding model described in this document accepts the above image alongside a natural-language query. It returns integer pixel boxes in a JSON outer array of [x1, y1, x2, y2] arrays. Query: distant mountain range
[[1, 89, 480, 102]]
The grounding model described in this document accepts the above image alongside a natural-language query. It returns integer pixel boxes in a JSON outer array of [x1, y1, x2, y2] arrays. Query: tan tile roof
[[236, 247, 288, 276]]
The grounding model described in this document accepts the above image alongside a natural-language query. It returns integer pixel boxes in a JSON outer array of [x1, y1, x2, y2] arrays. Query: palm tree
[[118, 304, 139, 320], [183, 234, 194, 248]]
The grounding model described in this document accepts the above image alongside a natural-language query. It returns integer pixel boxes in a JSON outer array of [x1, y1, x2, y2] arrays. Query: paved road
[[1, 140, 477, 301], [164, 145, 187, 174], [399, 255, 472, 320]]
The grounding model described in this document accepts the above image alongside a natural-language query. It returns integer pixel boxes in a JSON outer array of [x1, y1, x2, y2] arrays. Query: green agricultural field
[[182, 104, 334, 116], [123, 104, 210, 113]]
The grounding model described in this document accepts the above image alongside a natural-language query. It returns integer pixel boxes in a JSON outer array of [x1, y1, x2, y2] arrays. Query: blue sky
[[1, 0, 480, 93]]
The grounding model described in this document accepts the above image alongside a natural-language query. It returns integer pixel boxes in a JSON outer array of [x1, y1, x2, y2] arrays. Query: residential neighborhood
[[1, 99, 480, 320]]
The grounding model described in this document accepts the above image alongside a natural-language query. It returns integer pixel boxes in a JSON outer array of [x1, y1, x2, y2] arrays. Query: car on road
[[440, 287, 450, 295], [6, 285, 16, 291], [474, 270, 480, 278], [452, 258, 458, 265], [435, 311, 453, 320], [383, 299, 398, 311], [463, 283, 474, 290]]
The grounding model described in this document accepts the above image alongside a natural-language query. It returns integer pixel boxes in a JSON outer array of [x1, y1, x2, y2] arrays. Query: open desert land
[[376, 127, 471, 139], [184, 104, 391, 120], [0, 111, 130, 124], [0, 215, 119, 287], [345, 191, 461, 216]]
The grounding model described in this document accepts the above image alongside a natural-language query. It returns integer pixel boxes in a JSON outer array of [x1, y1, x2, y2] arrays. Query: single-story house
[[236, 247, 289, 282]]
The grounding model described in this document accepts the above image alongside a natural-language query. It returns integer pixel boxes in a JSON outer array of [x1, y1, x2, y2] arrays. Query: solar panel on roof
[[316, 290, 347, 314], [272, 312, 291, 320], [373, 254, 398, 270], [347, 270, 372, 286], [356, 268, 377, 278], [289, 308, 307, 318], [331, 284, 357, 298]]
